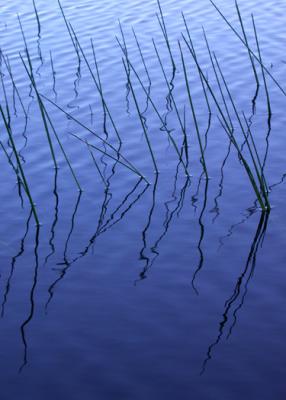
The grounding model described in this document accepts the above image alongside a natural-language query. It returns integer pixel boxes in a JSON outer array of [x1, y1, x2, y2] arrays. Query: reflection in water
[[67, 56, 81, 109], [201, 212, 269, 374], [19, 225, 40, 373], [153, 39, 188, 163], [90, 39, 108, 139], [269, 172, 286, 191], [136, 169, 190, 283], [44, 169, 59, 264], [45, 191, 82, 311], [211, 138, 232, 222], [191, 177, 209, 294], [33, 0, 41, 37], [218, 206, 257, 250], [137, 174, 159, 281], [118, 21, 131, 115], [50, 51, 57, 101], [45, 178, 148, 309], [147, 175, 190, 276], [1, 211, 33, 318], [97, 178, 144, 234], [0, 1, 285, 390], [77, 177, 149, 259], [262, 115, 272, 181], [132, 28, 151, 115], [0, 50, 27, 121], [156, 0, 176, 84]]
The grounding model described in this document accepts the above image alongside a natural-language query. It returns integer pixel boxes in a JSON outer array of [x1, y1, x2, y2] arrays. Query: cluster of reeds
[[0, 0, 279, 228]]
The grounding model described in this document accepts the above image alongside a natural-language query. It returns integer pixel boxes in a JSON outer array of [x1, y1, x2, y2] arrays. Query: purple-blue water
[[0, 0, 285, 398]]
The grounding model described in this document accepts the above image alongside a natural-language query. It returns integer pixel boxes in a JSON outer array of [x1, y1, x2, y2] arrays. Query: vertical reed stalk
[[0, 106, 40, 224], [178, 42, 208, 179], [122, 59, 158, 174]]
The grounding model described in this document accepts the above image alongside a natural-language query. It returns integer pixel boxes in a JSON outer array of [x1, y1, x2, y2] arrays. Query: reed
[[32, 0, 41, 37], [201, 29, 234, 132], [70, 132, 148, 182], [41, 94, 146, 180], [210, 0, 286, 97], [156, 0, 176, 71], [152, 39, 189, 166], [178, 41, 208, 179], [116, 37, 190, 176], [122, 59, 159, 174], [0, 51, 28, 118], [235, 1, 260, 91], [213, 53, 270, 209], [182, 35, 269, 210], [0, 105, 40, 225], [69, 23, 123, 145], [251, 14, 271, 118]]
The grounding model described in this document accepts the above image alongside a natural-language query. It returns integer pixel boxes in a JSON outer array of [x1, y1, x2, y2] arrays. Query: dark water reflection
[[0, 0, 286, 399]]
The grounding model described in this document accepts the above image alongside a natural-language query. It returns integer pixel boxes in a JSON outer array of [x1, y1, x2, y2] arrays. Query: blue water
[[0, 0, 286, 399]]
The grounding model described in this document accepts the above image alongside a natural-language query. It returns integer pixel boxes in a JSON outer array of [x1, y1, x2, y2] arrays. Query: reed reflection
[[45, 190, 82, 311], [44, 169, 59, 265], [191, 177, 209, 294], [136, 169, 190, 283], [19, 224, 40, 373], [201, 211, 269, 374], [45, 178, 148, 309], [1, 210, 32, 318]]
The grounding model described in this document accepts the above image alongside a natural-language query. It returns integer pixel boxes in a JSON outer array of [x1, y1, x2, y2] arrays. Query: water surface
[[0, 0, 286, 399]]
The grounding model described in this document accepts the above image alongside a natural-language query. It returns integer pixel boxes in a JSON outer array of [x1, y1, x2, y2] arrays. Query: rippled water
[[0, 0, 286, 399]]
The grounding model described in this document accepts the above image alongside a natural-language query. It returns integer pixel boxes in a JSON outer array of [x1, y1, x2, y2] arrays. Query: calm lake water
[[0, 0, 286, 399]]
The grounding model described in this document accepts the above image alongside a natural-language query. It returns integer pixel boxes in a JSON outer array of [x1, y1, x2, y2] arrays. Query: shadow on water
[[200, 211, 269, 375]]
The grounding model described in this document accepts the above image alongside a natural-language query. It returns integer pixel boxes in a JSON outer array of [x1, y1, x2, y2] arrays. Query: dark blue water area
[[0, 0, 286, 399]]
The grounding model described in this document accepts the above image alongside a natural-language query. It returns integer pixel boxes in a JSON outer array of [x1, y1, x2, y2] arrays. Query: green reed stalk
[[132, 28, 151, 85], [70, 132, 148, 182], [116, 38, 189, 176], [69, 24, 122, 145], [209, 0, 286, 97], [41, 94, 145, 179], [42, 108, 82, 191], [201, 28, 234, 131], [0, 51, 27, 117], [0, 106, 40, 224], [152, 39, 189, 165], [87, 144, 107, 186], [251, 14, 271, 117], [20, 53, 82, 190], [218, 115, 266, 210], [122, 59, 159, 174], [182, 36, 267, 210], [57, 0, 80, 61], [33, 0, 41, 36], [178, 42, 208, 179], [182, 14, 212, 115], [0, 64, 11, 126], [235, 1, 260, 90], [20, 53, 58, 169], [156, 0, 176, 71], [213, 53, 270, 209]]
